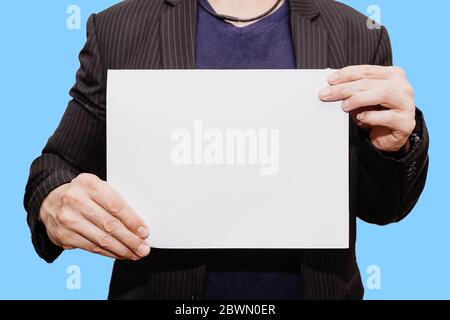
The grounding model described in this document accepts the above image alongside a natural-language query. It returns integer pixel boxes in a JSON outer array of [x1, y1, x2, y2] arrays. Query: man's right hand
[[39, 173, 150, 260]]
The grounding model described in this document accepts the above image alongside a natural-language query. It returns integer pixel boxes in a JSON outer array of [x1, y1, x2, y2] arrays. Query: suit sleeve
[[23, 14, 107, 263], [355, 26, 430, 225]]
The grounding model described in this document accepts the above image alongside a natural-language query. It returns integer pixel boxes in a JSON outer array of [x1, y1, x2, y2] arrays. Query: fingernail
[[328, 73, 339, 84], [342, 100, 350, 111], [138, 226, 148, 238], [319, 87, 331, 99], [138, 244, 150, 256], [357, 113, 365, 121]]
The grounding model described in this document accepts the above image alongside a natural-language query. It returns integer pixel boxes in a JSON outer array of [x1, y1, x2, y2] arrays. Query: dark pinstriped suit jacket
[[24, 0, 429, 300]]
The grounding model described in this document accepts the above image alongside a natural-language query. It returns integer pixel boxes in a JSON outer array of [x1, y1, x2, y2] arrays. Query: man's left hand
[[319, 65, 416, 153]]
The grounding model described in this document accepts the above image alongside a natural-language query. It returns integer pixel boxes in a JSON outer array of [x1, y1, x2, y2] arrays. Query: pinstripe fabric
[[161, 0, 197, 69], [24, 0, 429, 300]]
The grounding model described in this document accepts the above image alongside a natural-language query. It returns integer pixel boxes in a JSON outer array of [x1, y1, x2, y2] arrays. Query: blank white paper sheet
[[107, 70, 349, 249]]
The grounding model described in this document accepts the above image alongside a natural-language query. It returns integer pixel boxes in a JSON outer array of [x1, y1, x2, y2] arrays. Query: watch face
[[412, 133, 421, 143], [410, 133, 420, 148]]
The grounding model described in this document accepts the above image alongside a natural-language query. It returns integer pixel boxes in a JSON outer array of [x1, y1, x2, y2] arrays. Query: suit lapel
[[161, 0, 197, 69], [289, 0, 328, 69]]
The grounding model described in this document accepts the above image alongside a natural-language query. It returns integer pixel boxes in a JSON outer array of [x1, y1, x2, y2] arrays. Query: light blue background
[[0, 1, 448, 300]]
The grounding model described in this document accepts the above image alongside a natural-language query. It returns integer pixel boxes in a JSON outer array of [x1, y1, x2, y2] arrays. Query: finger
[[61, 230, 120, 259], [64, 211, 144, 260], [319, 79, 382, 101], [356, 110, 404, 130], [341, 86, 406, 113], [328, 65, 397, 85], [78, 197, 150, 258], [89, 181, 149, 239]]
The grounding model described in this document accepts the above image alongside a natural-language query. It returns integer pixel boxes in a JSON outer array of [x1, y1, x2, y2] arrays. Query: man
[[24, 0, 429, 300]]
